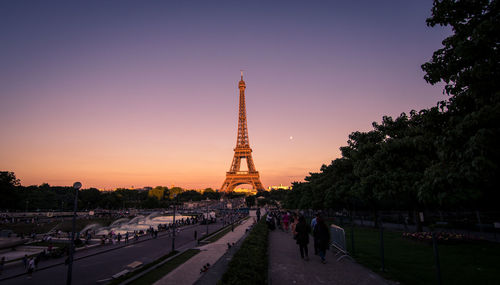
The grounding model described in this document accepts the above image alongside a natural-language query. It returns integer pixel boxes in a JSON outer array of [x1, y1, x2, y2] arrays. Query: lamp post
[[66, 181, 81, 285], [171, 194, 177, 252], [206, 198, 210, 236], [220, 198, 224, 228]]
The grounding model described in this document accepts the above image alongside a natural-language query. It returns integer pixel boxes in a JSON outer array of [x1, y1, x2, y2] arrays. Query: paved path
[[269, 229, 393, 285], [155, 214, 257, 285]]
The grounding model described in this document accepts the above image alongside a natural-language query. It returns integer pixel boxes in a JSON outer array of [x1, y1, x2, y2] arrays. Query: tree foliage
[[285, 0, 500, 211], [0, 178, 223, 211]]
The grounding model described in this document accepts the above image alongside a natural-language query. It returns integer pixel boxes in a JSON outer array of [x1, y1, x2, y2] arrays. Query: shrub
[[219, 216, 269, 285]]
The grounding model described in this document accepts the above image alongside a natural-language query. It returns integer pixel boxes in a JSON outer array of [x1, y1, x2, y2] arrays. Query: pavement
[[268, 229, 394, 285], [154, 215, 257, 285]]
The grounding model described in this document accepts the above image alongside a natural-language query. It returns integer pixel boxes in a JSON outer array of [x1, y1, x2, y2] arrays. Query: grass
[[107, 250, 180, 285], [199, 216, 249, 243], [206, 226, 233, 243], [343, 226, 500, 285], [128, 249, 200, 285], [205, 217, 249, 243]]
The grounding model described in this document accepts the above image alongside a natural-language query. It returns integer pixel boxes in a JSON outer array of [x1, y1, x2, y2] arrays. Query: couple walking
[[294, 214, 330, 263]]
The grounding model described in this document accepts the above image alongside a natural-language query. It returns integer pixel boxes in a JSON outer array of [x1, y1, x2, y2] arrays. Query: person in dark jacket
[[313, 216, 330, 263], [294, 215, 311, 260]]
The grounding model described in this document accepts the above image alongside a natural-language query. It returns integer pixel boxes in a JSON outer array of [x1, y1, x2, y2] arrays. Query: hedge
[[218, 216, 269, 285]]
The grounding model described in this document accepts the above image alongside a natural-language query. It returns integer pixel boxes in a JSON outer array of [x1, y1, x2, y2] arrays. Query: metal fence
[[329, 224, 353, 261]]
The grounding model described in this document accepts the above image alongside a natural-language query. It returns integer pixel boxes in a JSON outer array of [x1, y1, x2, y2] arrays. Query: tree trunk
[[415, 209, 423, 232], [373, 210, 379, 228]]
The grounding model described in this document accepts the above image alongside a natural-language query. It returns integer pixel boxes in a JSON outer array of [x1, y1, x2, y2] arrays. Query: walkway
[[154, 214, 257, 285], [269, 229, 393, 285]]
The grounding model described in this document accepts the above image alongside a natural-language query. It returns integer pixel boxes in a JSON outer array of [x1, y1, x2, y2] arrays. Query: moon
[[289, 136, 293, 140]]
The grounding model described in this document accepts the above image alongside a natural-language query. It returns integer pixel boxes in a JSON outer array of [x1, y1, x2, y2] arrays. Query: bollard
[[350, 214, 355, 256], [432, 232, 443, 285], [380, 223, 385, 272]]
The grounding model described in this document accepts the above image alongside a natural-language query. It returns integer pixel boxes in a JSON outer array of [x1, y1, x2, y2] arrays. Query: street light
[[66, 181, 81, 285], [220, 198, 224, 229], [171, 194, 178, 252], [206, 198, 210, 236]]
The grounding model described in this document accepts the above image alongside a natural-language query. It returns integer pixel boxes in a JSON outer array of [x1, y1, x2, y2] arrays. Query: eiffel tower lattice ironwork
[[220, 73, 265, 193]]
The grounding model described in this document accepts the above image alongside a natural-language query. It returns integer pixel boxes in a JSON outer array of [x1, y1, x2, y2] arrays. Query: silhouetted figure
[[294, 215, 311, 260], [313, 216, 330, 264], [0, 256, 5, 275]]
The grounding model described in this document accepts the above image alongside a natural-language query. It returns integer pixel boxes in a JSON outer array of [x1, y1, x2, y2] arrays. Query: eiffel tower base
[[220, 172, 265, 193]]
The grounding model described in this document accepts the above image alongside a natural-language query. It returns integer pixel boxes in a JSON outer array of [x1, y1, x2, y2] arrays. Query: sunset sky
[[0, 0, 450, 190]]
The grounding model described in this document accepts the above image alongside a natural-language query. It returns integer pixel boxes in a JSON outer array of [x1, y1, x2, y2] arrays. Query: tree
[[0, 171, 20, 210], [178, 190, 202, 202], [79, 188, 101, 209], [245, 195, 256, 207], [269, 189, 288, 202], [0, 171, 20, 187], [169, 187, 183, 199], [203, 188, 221, 200], [421, 0, 500, 209], [143, 196, 160, 209], [149, 186, 168, 200], [422, 0, 499, 110]]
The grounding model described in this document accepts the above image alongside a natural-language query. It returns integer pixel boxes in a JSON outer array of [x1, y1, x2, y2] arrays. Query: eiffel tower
[[220, 73, 265, 193]]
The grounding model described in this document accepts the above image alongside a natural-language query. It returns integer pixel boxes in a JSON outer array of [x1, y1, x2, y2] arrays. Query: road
[[1, 221, 224, 285]]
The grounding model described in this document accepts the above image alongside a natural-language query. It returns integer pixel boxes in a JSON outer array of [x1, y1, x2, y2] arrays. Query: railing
[[330, 224, 352, 261]]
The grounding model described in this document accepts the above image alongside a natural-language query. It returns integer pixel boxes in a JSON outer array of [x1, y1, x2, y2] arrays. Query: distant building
[[137, 187, 152, 192], [233, 188, 258, 195], [267, 184, 292, 191]]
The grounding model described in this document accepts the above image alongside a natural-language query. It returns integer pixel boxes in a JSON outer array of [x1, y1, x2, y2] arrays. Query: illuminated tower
[[220, 73, 265, 193]]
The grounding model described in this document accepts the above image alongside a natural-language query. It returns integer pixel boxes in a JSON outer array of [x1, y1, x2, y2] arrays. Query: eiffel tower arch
[[220, 73, 265, 193]]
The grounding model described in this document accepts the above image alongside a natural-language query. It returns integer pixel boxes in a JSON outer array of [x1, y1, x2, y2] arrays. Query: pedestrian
[[275, 212, 282, 230], [294, 215, 311, 260], [0, 256, 5, 275], [266, 214, 275, 230], [27, 257, 35, 278], [313, 216, 330, 264], [290, 213, 299, 235], [125, 232, 129, 244], [311, 213, 319, 255], [282, 212, 290, 232], [34, 253, 41, 268], [22, 254, 28, 270], [194, 230, 197, 241]]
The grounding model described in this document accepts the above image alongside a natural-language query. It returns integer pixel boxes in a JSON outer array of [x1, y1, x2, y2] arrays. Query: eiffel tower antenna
[[220, 73, 265, 193]]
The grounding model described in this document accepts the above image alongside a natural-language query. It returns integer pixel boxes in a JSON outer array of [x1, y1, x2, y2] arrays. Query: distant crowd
[[266, 209, 331, 263]]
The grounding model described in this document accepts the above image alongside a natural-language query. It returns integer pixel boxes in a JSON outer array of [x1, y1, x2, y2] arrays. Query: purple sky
[[0, 0, 450, 189]]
